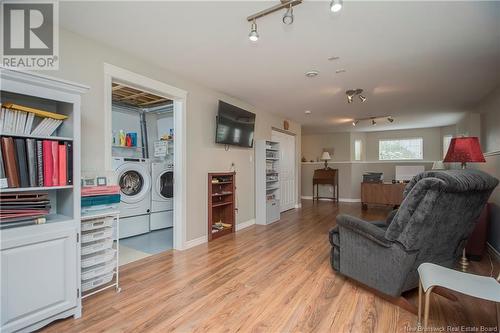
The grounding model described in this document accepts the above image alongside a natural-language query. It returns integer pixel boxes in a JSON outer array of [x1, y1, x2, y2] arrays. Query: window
[[354, 140, 362, 161], [443, 135, 453, 158], [379, 138, 423, 160]]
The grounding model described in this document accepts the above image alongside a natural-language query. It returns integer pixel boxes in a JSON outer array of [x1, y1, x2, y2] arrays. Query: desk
[[313, 168, 339, 202], [361, 182, 406, 209]]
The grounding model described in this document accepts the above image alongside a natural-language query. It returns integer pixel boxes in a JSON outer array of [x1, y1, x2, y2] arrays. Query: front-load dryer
[[113, 157, 151, 238], [150, 161, 173, 230]]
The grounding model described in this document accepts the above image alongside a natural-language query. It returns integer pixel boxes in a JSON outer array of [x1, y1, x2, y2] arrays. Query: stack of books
[[0, 192, 51, 229], [81, 185, 121, 212], [0, 103, 68, 137], [0, 137, 73, 188]]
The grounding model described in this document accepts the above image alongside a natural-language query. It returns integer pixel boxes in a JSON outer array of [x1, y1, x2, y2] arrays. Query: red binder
[[51, 141, 59, 186], [42, 140, 53, 187], [58, 143, 67, 186]]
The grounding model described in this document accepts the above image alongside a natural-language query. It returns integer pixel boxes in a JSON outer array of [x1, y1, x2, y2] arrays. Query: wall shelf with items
[[256, 140, 281, 225], [0, 68, 88, 333], [208, 172, 236, 241]]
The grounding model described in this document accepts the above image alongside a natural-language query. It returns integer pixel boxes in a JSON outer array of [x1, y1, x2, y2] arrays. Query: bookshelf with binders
[[0, 68, 88, 333]]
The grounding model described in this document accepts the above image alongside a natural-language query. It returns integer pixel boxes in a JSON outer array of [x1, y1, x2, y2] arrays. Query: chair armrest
[[336, 214, 393, 248], [386, 209, 398, 226]]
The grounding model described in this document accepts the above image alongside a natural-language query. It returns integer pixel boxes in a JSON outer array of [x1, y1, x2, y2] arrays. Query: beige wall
[[365, 127, 443, 161], [301, 132, 350, 162], [48, 29, 301, 242], [473, 86, 500, 252]]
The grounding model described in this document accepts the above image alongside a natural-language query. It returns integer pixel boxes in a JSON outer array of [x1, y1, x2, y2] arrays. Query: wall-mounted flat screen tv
[[215, 100, 255, 148]]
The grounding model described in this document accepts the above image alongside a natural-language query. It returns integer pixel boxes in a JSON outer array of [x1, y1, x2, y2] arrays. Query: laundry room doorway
[[103, 64, 187, 265]]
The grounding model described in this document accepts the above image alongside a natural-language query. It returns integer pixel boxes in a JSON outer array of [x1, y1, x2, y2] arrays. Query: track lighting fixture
[[330, 0, 343, 13], [246, 0, 342, 40], [351, 115, 395, 127], [283, 4, 294, 25], [346, 89, 365, 104], [248, 19, 259, 42]]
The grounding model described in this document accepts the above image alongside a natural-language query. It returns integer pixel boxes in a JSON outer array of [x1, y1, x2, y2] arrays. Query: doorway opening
[[103, 64, 187, 265]]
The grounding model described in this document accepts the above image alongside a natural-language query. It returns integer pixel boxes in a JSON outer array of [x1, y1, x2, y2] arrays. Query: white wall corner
[[236, 219, 255, 231], [183, 235, 207, 250]]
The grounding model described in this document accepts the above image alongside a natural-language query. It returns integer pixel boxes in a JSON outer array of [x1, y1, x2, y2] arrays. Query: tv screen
[[215, 101, 255, 148]]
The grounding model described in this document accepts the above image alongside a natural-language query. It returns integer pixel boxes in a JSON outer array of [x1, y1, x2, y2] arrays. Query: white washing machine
[[150, 161, 173, 230], [112, 157, 151, 238]]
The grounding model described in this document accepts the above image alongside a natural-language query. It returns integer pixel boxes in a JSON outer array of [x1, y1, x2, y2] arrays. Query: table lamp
[[321, 151, 332, 169], [443, 137, 485, 169], [443, 136, 486, 271]]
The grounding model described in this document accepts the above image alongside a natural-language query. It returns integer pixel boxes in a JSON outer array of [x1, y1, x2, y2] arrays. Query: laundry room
[[111, 82, 174, 265]]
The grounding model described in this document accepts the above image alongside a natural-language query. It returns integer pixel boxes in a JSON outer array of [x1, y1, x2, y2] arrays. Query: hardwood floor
[[43, 201, 499, 333]]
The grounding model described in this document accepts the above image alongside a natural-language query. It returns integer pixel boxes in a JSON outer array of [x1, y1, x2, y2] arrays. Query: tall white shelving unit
[[0, 68, 88, 332], [255, 140, 281, 225]]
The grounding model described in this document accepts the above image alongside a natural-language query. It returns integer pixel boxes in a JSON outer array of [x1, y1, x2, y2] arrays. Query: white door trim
[[271, 129, 296, 212], [103, 63, 188, 250]]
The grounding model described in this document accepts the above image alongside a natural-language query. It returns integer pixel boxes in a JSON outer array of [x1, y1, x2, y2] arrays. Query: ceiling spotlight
[[372, 119, 377, 126], [388, 116, 394, 123], [330, 0, 343, 13], [283, 4, 294, 25], [335, 69, 346, 74], [352, 120, 359, 126], [305, 70, 319, 78], [305, 110, 311, 114], [359, 95, 367, 102], [248, 19, 259, 42], [347, 95, 353, 104]]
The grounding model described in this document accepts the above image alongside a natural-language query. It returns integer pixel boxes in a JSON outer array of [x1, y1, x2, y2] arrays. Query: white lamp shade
[[321, 151, 332, 161], [432, 161, 446, 170]]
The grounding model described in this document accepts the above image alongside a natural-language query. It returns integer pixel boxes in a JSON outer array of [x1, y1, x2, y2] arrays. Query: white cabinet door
[[271, 130, 296, 212], [1, 227, 77, 332]]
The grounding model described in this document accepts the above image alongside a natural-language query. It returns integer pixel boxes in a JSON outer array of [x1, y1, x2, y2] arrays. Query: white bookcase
[[255, 140, 281, 225], [0, 68, 88, 332]]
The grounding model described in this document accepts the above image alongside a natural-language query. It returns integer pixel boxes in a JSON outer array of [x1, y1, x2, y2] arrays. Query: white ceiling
[[60, 1, 500, 133]]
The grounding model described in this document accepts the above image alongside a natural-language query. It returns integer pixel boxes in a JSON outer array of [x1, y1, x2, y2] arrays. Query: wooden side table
[[361, 182, 406, 209], [313, 168, 339, 202]]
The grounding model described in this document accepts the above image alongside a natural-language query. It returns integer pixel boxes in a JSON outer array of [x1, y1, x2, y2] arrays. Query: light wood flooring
[[43, 201, 499, 333]]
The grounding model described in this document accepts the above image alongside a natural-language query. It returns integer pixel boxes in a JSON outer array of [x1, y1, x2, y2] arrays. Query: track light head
[[283, 4, 294, 25], [249, 20, 259, 42], [330, 0, 343, 13], [372, 119, 377, 126], [352, 120, 359, 126], [388, 116, 394, 123], [347, 95, 353, 104], [359, 95, 367, 102]]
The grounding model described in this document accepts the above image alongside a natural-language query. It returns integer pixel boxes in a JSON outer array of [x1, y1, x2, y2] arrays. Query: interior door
[[271, 130, 296, 212]]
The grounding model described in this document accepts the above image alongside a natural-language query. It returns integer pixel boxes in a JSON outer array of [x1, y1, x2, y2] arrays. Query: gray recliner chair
[[329, 169, 498, 297]]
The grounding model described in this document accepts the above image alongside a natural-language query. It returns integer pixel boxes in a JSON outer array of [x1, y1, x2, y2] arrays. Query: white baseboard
[[183, 235, 207, 250], [294, 203, 302, 209], [183, 219, 255, 249], [301, 196, 361, 203], [487, 243, 500, 263], [236, 219, 255, 231]]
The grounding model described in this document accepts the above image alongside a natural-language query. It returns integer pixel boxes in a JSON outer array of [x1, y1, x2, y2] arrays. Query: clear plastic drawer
[[81, 249, 116, 268], [81, 238, 113, 256], [81, 259, 116, 280], [81, 217, 114, 232], [81, 227, 113, 244]]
